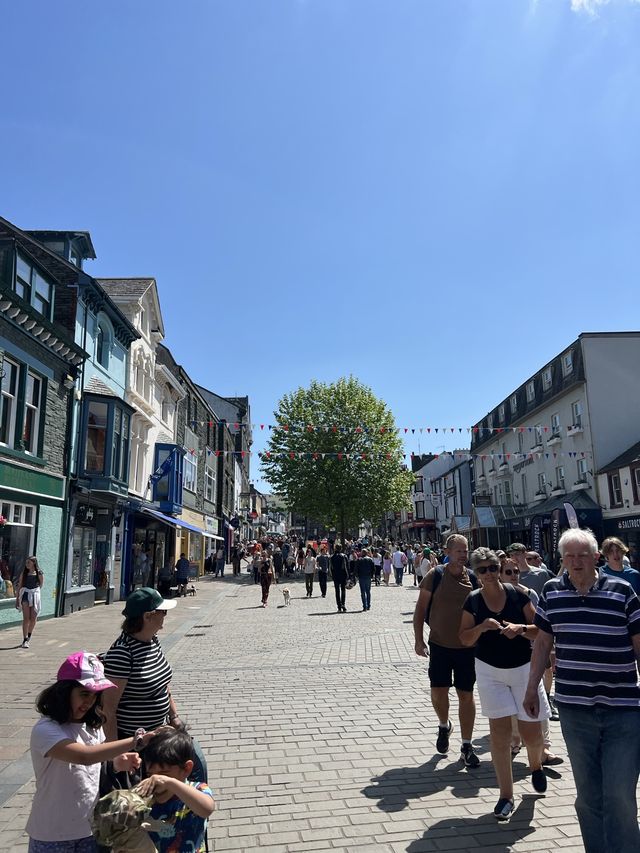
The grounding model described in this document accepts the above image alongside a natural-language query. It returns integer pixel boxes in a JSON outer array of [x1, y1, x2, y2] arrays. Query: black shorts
[[428, 642, 476, 692]]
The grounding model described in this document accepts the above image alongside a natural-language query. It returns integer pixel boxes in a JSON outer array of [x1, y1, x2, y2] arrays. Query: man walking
[[392, 545, 406, 586], [356, 548, 375, 612], [506, 543, 549, 595], [330, 545, 349, 613], [175, 552, 190, 596], [524, 528, 640, 853], [413, 533, 480, 768]]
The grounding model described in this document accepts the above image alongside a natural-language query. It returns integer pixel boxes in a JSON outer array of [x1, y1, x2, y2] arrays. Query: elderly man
[[413, 533, 480, 768], [524, 528, 640, 853]]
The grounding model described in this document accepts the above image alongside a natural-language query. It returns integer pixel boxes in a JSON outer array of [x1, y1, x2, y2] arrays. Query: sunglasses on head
[[476, 565, 499, 574], [502, 568, 520, 576]]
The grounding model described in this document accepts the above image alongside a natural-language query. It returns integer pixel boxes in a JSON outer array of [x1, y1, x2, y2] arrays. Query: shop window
[[71, 526, 95, 587], [0, 501, 36, 597]]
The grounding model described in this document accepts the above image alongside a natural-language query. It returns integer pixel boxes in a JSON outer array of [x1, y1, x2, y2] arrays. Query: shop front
[[203, 515, 224, 562], [603, 514, 640, 568], [0, 461, 66, 628]]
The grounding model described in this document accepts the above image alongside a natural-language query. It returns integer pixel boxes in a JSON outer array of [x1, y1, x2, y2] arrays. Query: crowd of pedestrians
[[19, 524, 640, 852]]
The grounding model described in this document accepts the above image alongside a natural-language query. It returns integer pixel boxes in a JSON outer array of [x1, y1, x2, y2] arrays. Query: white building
[[470, 332, 640, 559], [597, 440, 640, 567], [405, 452, 470, 543]]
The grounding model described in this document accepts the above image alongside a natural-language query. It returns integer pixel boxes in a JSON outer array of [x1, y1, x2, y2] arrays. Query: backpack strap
[[424, 566, 444, 624]]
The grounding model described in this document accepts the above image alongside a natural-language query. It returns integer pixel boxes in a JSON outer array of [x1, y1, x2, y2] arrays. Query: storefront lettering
[[618, 517, 640, 530], [513, 457, 534, 474]]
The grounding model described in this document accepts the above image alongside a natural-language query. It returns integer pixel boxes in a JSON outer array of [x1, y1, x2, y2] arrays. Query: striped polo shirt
[[103, 632, 173, 735], [535, 573, 640, 708]]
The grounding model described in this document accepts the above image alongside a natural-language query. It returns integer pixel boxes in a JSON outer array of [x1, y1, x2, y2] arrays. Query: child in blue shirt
[[136, 727, 215, 853]]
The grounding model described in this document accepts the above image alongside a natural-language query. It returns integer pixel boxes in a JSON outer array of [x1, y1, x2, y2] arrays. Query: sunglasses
[[502, 568, 520, 576], [476, 565, 499, 574]]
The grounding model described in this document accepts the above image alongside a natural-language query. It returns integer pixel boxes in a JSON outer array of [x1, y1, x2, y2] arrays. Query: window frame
[[542, 367, 553, 390], [551, 413, 561, 436], [571, 401, 583, 429], [526, 381, 535, 402], [14, 252, 54, 320], [498, 404, 505, 423], [562, 351, 573, 376], [577, 458, 588, 481], [0, 356, 19, 449], [183, 426, 198, 493], [415, 500, 425, 520], [608, 472, 623, 508], [22, 371, 42, 455], [204, 452, 216, 503], [510, 394, 518, 415], [555, 466, 565, 490]]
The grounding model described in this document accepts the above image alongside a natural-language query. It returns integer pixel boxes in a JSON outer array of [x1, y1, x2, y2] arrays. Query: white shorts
[[475, 659, 550, 722]]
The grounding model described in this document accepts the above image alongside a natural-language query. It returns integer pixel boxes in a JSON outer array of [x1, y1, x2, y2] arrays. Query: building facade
[[470, 332, 640, 564], [0, 219, 87, 626]]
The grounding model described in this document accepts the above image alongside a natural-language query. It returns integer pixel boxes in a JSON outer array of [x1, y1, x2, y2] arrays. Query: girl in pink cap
[[25, 651, 154, 853]]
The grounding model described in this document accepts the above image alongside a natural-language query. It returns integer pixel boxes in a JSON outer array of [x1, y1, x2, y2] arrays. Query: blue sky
[[2, 0, 640, 483]]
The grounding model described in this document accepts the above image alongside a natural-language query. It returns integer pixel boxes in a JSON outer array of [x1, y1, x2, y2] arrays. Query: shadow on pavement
[[308, 611, 359, 616], [405, 795, 538, 853], [0, 644, 24, 651], [362, 754, 488, 810]]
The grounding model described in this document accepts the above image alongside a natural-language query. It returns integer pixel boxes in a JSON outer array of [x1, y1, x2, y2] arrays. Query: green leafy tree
[[261, 377, 414, 542]]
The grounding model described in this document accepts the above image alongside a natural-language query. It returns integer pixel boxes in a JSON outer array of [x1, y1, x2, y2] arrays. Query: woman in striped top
[[101, 587, 179, 741]]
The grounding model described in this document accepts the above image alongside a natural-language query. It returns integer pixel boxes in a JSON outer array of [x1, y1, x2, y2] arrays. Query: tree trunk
[[340, 507, 346, 547]]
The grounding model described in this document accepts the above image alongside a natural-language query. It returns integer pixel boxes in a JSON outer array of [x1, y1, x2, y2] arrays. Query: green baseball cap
[[122, 587, 177, 618]]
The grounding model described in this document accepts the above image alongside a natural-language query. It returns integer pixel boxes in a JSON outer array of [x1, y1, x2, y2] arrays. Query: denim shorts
[[29, 838, 97, 853]]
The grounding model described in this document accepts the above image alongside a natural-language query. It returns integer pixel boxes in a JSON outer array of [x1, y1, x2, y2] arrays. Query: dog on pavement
[[282, 587, 291, 606], [186, 584, 197, 597]]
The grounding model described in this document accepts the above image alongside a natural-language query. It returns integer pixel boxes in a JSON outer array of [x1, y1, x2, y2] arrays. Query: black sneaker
[[493, 797, 514, 822], [436, 721, 452, 754], [460, 743, 480, 768], [531, 768, 547, 794], [548, 695, 560, 721]]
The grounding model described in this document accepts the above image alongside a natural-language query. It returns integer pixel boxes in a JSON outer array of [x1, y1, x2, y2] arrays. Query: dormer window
[[487, 415, 494, 431], [562, 351, 573, 376], [15, 253, 53, 320], [510, 394, 517, 415], [526, 381, 535, 402], [542, 367, 553, 390], [498, 404, 505, 423]]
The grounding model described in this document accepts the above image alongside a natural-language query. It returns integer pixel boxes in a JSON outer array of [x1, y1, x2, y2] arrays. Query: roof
[[84, 375, 119, 397], [26, 230, 96, 260], [530, 489, 601, 515], [196, 384, 246, 426], [96, 278, 155, 301], [598, 440, 640, 475]]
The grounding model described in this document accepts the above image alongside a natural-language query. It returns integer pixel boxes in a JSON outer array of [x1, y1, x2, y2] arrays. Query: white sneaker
[[21, 639, 29, 648]]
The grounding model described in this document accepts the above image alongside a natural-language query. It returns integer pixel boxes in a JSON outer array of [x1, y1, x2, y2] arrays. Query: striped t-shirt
[[103, 632, 173, 735], [535, 573, 640, 708]]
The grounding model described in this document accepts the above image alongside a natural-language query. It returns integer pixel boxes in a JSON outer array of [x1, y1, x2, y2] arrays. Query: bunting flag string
[[189, 419, 583, 437], [193, 448, 593, 462]]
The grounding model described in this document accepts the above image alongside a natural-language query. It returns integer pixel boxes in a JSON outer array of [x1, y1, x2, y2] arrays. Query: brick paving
[[0, 570, 592, 851]]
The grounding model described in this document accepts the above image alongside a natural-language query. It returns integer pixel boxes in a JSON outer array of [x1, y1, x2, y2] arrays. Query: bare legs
[[431, 687, 476, 740], [490, 716, 544, 799], [21, 603, 37, 641]]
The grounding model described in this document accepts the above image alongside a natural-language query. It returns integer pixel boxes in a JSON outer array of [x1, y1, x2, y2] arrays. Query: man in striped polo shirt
[[523, 528, 640, 853]]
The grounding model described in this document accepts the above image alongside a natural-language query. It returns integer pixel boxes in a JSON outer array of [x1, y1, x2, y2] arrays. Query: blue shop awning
[[141, 507, 204, 535]]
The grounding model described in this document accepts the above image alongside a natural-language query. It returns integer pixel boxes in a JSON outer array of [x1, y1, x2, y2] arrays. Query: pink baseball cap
[[57, 651, 116, 692]]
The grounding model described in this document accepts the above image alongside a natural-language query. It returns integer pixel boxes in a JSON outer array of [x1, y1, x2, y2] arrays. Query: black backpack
[[424, 565, 479, 625]]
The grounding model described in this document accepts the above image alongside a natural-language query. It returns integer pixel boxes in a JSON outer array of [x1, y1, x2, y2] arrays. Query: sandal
[[510, 744, 521, 758]]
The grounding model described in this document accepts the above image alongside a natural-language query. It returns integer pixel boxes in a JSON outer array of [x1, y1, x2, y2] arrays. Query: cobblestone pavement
[[0, 570, 591, 852]]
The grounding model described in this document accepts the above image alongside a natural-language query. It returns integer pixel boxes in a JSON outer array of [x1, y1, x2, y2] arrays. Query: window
[[487, 414, 494, 431], [504, 480, 512, 504], [15, 253, 53, 319], [0, 358, 18, 447], [184, 427, 198, 492], [551, 413, 561, 436], [111, 409, 130, 483], [71, 526, 95, 588], [521, 473, 528, 503], [498, 404, 505, 423], [96, 322, 110, 368], [161, 385, 174, 425], [494, 484, 500, 505], [555, 466, 565, 490], [526, 381, 535, 402], [534, 424, 543, 447], [542, 367, 552, 390], [0, 501, 36, 596], [577, 458, 588, 481], [510, 394, 517, 415], [562, 351, 573, 376], [571, 401, 583, 429], [538, 472, 547, 493], [85, 401, 108, 473], [608, 473, 623, 507], [632, 467, 640, 503], [414, 476, 424, 493], [518, 431, 524, 454], [22, 373, 42, 454], [205, 455, 216, 503], [415, 501, 425, 519]]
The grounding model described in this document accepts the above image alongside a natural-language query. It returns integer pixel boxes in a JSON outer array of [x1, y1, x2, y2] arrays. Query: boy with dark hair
[[136, 727, 214, 852]]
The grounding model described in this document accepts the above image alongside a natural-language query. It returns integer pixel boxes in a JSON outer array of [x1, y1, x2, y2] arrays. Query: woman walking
[[372, 549, 382, 586], [16, 556, 43, 649], [252, 545, 263, 584], [259, 557, 274, 607], [304, 547, 317, 597], [459, 547, 549, 822], [382, 551, 392, 586]]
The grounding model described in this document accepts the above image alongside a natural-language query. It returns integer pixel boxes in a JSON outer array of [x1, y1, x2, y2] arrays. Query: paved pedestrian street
[[0, 573, 590, 852]]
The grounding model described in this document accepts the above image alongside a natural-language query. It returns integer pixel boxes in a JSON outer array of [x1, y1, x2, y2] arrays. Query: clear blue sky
[[3, 0, 640, 483]]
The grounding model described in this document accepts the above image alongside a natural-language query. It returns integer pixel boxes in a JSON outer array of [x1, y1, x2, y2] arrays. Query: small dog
[[282, 587, 291, 606], [186, 584, 197, 597]]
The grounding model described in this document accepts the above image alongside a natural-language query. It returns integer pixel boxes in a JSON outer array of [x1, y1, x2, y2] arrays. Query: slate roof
[[96, 278, 154, 301], [598, 440, 640, 475], [84, 376, 120, 398]]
